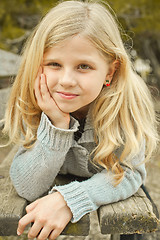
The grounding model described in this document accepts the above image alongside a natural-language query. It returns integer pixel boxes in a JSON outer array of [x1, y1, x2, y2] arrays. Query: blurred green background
[[0, 0, 160, 88], [0, 1, 160, 240]]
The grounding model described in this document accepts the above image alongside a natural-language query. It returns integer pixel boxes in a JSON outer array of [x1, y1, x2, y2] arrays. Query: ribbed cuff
[[37, 112, 79, 150], [52, 181, 96, 223]]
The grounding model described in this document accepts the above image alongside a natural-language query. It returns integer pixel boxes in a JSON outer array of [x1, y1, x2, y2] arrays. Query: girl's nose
[[59, 70, 76, 87]]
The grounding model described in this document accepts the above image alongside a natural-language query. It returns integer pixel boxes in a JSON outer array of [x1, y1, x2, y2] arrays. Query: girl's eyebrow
[[43, 59, 57, 63], [43, 58, 97, 66]]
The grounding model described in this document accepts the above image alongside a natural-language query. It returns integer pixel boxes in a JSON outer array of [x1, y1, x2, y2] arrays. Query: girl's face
[[43, 35, 114, 118]]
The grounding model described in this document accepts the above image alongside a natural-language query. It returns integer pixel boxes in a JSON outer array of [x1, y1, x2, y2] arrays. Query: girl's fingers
[[34, 72, 51, 109], [28, 221, 43, 239], [36, 226, 53, 240], [49, 228, 62, 240], [38, 66, 43, 75], [26, 199, 39, 213], [17, 212, 34, 236], [40, 73, 51, 99], [34, 73, 42, 102]]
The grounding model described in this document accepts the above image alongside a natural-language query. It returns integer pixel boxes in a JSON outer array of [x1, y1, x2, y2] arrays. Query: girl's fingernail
[[17, 230, 21, 235]]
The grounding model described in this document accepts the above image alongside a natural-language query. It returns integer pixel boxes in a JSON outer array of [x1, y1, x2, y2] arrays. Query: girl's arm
[[10, 112, 79, 201], [10, 71, 79, 201], [14, 125, 145, 239], [53, 141, 146, 222], [17, 191, 73, 239]]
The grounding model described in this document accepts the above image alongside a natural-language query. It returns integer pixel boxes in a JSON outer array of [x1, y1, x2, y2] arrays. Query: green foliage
[[0, 0, 58, 50], [2, 14, 25, 39], [109, 0, 160, 35], [0, 0, 160, 54], [1, 0, 160, 38]]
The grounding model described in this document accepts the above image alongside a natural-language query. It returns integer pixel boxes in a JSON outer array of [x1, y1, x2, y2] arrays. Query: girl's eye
[[45, 62, 61, 68], [78, 64, 91, 70]]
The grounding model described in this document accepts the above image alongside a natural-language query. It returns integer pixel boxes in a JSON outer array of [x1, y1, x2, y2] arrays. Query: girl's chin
[[56, 105, 76, 114], [58, 103, 90, 117]]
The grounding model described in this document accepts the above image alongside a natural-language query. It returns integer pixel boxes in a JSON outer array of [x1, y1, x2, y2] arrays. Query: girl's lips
[[57, 92, 78, 99]]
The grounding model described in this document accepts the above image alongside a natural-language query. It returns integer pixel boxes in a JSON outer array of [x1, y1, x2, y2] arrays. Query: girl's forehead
[[48, 34, 94, 49], [44, 34, 106, 60]]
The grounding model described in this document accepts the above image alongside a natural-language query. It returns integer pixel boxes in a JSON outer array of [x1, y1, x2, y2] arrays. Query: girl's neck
[[71, 104, 90, 121]]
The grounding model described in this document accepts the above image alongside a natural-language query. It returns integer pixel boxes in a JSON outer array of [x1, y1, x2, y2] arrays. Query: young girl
[[3, 0, 158, 239]]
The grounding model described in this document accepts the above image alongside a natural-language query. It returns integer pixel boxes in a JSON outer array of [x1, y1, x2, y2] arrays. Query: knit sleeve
[[52, 141, 146, 223], [10, 112, 79, 202]]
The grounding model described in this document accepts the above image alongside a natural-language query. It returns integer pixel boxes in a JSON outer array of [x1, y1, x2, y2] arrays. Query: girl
[[3, 0, 158, 239]]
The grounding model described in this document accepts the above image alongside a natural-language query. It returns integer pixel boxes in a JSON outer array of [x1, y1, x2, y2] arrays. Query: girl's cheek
[[46, 74, 58, 91], [43, 66, 49, 76], [43, 67, 59, 88]]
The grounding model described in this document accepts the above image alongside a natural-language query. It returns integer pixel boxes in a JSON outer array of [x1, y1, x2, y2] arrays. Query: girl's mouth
[[57, 92, 78, 100]]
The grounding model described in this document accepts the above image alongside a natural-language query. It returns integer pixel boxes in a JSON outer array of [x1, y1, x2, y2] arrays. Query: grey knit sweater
[[10, 112, 146, 223]]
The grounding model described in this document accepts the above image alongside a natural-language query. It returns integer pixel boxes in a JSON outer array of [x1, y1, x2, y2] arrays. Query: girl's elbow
[[12, 183, 38, 202], [131, 170, 146, 193], [137, 164, 147, 185], [10, 171, 37, 202]]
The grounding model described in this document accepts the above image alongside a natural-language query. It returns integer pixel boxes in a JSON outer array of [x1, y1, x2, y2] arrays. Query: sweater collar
[[78, 108, 95, 143]]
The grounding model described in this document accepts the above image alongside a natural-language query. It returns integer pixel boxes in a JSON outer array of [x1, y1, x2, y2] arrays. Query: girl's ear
[[104, 60, 119, 85]]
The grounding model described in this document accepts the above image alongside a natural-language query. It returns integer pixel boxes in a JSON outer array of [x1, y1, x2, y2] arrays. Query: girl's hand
[[34, 69, 70, 129], [17, 192, 72, 240]]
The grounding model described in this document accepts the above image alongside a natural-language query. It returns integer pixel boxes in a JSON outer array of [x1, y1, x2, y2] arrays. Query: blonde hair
[[3, 0, 158, 184]]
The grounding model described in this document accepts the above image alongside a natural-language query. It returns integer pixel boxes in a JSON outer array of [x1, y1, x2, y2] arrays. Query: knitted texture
[[10, 112, 146, 222]]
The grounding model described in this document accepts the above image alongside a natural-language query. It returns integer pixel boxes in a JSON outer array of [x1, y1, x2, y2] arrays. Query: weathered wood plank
[[0, 147, 90, 236], [98, 188, 159, 235], [62, 214, 90, 236], [54, 174, 90, 236], [0, 49, 20, 78], [0, 146, 27, 236], [0, 88, 11, 121], [1, 146, 159, 236]]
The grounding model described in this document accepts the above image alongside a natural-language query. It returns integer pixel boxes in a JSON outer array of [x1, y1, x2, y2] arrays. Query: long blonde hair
[[3, 0, 158, 183]]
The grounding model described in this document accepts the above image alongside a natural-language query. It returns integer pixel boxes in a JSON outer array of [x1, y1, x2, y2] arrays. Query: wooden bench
[[0, 146, 159, 239]]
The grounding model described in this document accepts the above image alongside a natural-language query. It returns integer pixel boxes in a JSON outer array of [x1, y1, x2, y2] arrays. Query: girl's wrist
[[48, 115, 70, 130], [50, 118, 70, 129], [52, 122, 69, 129], [38, 112, 77, 150], [46, 114, 69, 129]]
